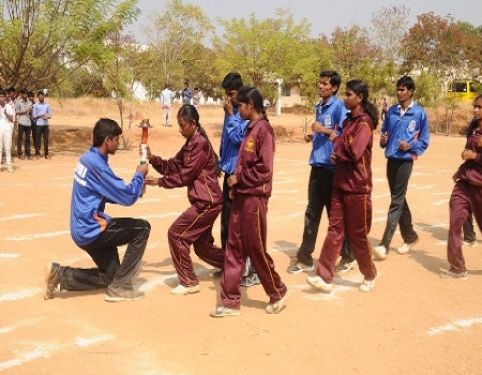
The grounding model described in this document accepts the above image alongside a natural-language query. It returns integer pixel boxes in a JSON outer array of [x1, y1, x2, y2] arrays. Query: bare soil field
[[1, 100, 481, 374]]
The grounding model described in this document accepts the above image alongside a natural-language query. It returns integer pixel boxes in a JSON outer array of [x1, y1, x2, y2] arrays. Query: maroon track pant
[[317, 189, 377, 283], [447, 181, 482, 272], [168, 203, 225, 286], [221, 195, 287, 309]]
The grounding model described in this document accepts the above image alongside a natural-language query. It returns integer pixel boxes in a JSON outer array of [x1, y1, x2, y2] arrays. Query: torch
[[139, 119, 152, 196]]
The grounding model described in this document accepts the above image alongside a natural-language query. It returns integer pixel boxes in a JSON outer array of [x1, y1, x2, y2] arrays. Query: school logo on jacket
[[408, 120, 417, 132], [324, 115, 332, 128], [245, 137, 256, 153]]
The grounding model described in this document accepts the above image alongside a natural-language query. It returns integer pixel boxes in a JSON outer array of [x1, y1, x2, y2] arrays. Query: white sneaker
[[373, 245, 387, 260], [171, 284, 200, 295], [210, 306, 241, 317], [359, 278, 376, 292], [265, 292, 290, 314], [440, 270, 469, 280], [306, 275, 332, 293], [6, 166, 14, 173], [397, 239, 419, 255]]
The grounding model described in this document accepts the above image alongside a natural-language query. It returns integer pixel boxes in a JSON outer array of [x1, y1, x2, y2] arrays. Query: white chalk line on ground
[[141, 212, 181, 220], [138, 198, 162, 204], [427, 317, 482, 336], [0, 253, 20, 259], [0, 318, 45, 336], [0, 213, 43, 222], [6, 230, 70, 241], [372, 217, 386, 223], [433, 199, 450, 206], [0, 288, 41, 303], [0, 334, 114, 371]]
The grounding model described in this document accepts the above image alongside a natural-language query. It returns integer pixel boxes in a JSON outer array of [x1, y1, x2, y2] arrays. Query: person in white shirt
[[32, 90, 52, 159], [160, 85, 174, 127], [0, 90, 15, 172]]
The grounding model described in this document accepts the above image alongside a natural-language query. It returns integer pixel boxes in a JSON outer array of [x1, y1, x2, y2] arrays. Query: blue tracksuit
[[381, 102, 430, 160], [309, 96, 347, 168], [70, 147, 144, 246], [219, 108, 249, 174]]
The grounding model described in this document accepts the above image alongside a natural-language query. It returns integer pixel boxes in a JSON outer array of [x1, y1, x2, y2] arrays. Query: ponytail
[[364, 102, 379, 129]]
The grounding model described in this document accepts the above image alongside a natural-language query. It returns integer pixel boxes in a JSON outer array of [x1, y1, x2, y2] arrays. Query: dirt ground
[[1, 103, 481, 375]]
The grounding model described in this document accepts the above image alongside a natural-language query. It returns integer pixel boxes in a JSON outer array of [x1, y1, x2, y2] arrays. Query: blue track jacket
[[309, 96, 347, 168], [70, 147, 144, 246], [381, 102, 430, 160], [219, 108, 249, 174]]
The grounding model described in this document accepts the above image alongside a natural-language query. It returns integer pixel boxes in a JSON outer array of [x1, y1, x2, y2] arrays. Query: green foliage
[[0, 0, 139, 89], [413, 71, 443, 108]]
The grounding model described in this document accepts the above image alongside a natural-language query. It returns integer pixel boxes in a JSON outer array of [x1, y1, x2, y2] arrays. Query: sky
[[129, 0, 482, 42]]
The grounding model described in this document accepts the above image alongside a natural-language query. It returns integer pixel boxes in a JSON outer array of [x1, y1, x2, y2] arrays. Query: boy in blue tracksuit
[[373, 76, 430, 260], [43, 118, 151, 302], [219, 72, 260, 287], [288, 70, 353, 274]]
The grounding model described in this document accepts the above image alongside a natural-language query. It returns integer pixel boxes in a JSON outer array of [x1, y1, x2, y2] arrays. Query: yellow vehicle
[[448, 80, 480, 102]]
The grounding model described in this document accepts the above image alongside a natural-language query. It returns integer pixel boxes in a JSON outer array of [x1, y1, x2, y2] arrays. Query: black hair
[[177, 104, 220, 174], [92, 118, 122, 147], [0, 90, 6, 96], [467, 94, 482, 135], [19, 88, 28, 94], [37, 90, 45, 96], [7, 87, 15, 93], [28, 90, 34, 97], [396, 75, 415, 92], [222, 72, 243, 91], [346, 79, 379, 129], [237, 86, 268, 121], [320, 70, 342, 94]]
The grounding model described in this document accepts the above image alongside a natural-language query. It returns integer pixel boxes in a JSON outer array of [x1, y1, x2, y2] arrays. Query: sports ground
[[1, 105, 481, 374]]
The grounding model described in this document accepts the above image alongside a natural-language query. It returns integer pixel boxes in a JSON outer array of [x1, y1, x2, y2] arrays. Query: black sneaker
[[105, 286, 145, 302], [43, 262, 61, 300], [240, 272, 261, 287]]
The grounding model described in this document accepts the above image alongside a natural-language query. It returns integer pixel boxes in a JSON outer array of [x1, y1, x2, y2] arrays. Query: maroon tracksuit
[[221, 117, 287, 309], [316, 112, 377, 283], [150, 131, 224, 286], [447, 122, 482, 272]]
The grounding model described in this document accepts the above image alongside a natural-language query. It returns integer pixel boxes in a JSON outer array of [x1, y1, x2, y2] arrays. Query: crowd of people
[[0, 87, 52, 172], [42, 70, 481, 318]]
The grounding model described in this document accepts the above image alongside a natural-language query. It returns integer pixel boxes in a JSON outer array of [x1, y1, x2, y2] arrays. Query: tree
[[145, 0, 213, 93], [370, 4, 410, 63], [0, 0, 139, 89], [215, 8, 317, 103], [400, 12, 470, 75]]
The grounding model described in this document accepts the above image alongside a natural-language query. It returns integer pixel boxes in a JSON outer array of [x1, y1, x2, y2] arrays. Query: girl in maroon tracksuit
[[211, 87, 287, 317], [146, 104, 224, 295], [443, 94, 482, 278], [307, 79, 378, 293]]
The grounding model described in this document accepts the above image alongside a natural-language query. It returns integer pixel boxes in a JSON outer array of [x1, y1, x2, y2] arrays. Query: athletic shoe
[[359, 278, 376, 292], [373, 244, 388, 260], [170, 283, 200, 295], [440, 270, 469, 280], [306, 275, 332, 293], [6, 166, 14, 173], [265, 292, 289, 314], [240, 273, 261, 287], [335, 258, 356, 273], [463, 240, 478, 248], [210, 306, 241, 317], [397, 238, 419, 255], [43, 262, 61, 300], [287, 261, 315, 274], [105, 287, 145, 302]]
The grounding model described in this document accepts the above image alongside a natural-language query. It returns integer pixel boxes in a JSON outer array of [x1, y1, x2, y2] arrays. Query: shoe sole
[[104, 294, 145, 302], [43, 262, 54, 300], [287, 266, 315, 275], [171, 286, 200, 295], [266, 292, 291, 314], [210, 310, 241, 317]]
